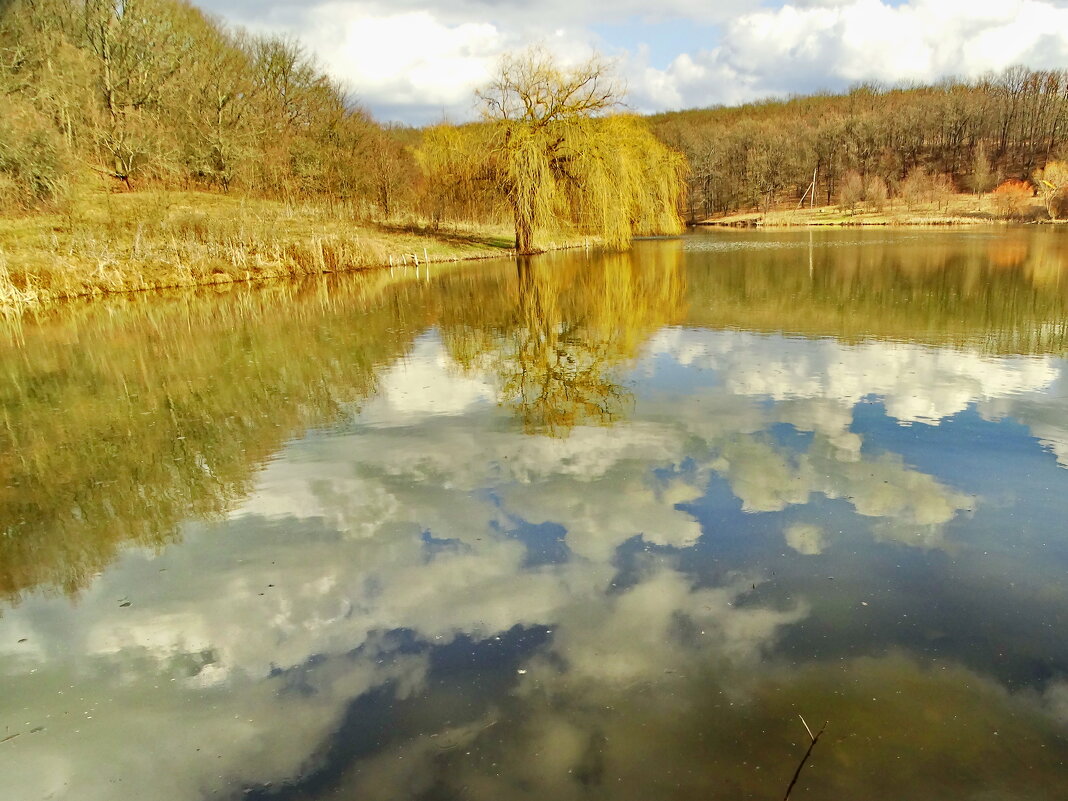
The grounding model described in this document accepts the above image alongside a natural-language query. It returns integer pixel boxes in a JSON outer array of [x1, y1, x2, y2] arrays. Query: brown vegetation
[[0, 190, 522, 312], [992, 179, 1035, 219], [0, 0, 415, 209], [650, 69, 1068, 220], [1034, 160, 1068, 219]]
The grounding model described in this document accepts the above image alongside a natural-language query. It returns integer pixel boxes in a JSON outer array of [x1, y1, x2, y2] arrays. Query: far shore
[[692, 193, 1060, 228]]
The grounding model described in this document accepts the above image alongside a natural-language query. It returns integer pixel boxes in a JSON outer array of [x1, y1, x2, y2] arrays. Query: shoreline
[[695, 218, 1068, 230], [2, 239, 604, 318], [689, 195, 1064, 229], [5, 190, 1062, 317], [1, 246, 518, 317], [693, 218, 993, 228], [0, 190, 560, 318]]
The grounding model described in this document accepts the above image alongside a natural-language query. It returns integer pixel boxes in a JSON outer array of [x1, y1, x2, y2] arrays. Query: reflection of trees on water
[[0, 249, 687, 602], [688, 229, 1068, 353], [5, 229, 1068, 602], [441, 244, 687, 435], [507, 258, 632, 434], [0, 274, 428, 603]]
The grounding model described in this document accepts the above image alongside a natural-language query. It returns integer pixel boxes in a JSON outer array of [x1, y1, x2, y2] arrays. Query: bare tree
[[83, 0, 202, 184], [969, 141, 997, 208], [476, 47, 621, 125]]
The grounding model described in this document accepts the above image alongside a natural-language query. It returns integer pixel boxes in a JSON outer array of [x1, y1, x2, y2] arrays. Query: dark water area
[[3, 227, 1068, 800]]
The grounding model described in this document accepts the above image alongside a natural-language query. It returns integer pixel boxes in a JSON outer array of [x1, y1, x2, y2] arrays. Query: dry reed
[[0, 190, 530, 315]]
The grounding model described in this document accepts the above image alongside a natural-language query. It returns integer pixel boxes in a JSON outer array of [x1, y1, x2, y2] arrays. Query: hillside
[[649, 73, 1068, 220]]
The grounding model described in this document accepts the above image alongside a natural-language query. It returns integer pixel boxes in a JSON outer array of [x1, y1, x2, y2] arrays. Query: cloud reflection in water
[[4, 248, 1068, 800]]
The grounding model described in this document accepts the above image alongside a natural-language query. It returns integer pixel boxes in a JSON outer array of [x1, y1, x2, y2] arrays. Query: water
[[3, 227, 1068, 800]]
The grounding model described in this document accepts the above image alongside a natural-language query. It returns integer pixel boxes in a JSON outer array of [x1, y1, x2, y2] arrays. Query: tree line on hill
[[0, 0, 418, 212], [0, 2, 683, 253], [3, 0, 1068, 232], [649, 70, 1068, 220]]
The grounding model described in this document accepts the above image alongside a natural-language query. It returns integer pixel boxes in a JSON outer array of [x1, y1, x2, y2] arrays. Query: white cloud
[[624, 0, 1068, 112], [663, 0, 1068, 106], [978, 386, 1068, 468], [204, 0, 763, 31], [196, 0, 1068, 121], [357, 334, 497, 424], [306, 8, 505, 114]]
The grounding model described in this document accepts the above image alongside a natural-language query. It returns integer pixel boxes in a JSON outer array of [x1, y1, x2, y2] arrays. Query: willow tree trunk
[[513, 202, 536, 254]]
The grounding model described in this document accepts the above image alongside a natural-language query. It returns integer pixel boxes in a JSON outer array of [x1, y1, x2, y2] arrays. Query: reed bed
[[0, 190, 523, 315]]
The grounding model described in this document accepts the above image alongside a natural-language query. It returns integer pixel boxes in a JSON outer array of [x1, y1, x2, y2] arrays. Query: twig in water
[[782, 715, 826, 801]]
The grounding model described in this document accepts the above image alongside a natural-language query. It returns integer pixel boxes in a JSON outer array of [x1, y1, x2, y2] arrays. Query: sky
[[187, 0, 1068, 123]]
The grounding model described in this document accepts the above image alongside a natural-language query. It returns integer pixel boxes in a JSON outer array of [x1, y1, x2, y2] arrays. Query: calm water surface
[[3, 228, 1068, 800]]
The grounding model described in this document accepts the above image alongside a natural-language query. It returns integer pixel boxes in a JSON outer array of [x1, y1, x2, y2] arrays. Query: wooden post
[[799, 165, 818, 209]]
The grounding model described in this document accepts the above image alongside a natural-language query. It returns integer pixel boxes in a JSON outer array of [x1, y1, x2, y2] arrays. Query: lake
[[3, 227, 1068, 800]]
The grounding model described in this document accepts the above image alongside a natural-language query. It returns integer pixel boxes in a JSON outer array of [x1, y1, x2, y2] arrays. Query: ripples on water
[[3, 228, 1068, 800]]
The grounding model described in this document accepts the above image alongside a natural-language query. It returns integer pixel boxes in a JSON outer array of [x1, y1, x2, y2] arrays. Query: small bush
[[899, 167, 931, 209], [992, 179, 1034, 219], [865, 175, 888, 211], [1050, 192, 1068, 220], [897, 167, 953, 211], [929, 172, 954, 212], [0, 102, 68, 212]]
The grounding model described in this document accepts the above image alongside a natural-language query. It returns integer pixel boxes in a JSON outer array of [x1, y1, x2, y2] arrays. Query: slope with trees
[[0, 0, 415, 210], [650, 70, 1068, 220]]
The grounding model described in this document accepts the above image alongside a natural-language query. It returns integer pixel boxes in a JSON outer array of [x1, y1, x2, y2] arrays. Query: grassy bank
[[696, 193, 1053, 227], [0, 189, 532, 315]]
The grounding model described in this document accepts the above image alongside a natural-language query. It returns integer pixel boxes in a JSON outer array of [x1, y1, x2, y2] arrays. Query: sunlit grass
[[703, 193, 1052, 227], [0, 187, 538, 315]]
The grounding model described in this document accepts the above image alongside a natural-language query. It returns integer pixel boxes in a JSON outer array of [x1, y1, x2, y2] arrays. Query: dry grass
[[700, 193, 1051, 228], [0, 188, 531, 315]]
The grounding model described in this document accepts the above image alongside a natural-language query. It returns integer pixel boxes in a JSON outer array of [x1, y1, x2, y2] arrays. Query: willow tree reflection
[[441, 244, 686, 435]]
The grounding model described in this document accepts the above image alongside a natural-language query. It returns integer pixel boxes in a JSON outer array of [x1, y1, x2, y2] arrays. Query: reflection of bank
[[687, 228, 1068, 354], [0, 272, 430, 603], [442, 244, 687, 435], [0, 242, 683, 604]]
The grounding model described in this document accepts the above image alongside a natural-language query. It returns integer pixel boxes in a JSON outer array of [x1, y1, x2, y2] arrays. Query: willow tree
[[421, 49, 685, 253]]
